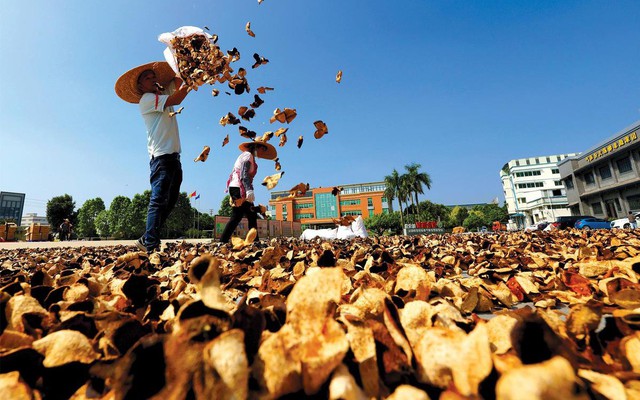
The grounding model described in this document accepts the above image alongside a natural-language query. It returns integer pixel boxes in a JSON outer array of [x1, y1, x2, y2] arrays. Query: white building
[[21, 213, 49, 226], [500, 153, 578, 228]]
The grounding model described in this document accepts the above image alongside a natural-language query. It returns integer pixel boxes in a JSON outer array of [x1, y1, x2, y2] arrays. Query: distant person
[[629, 211, 637, 229], [59, 219, 72, 241], [115, 61, 193, 252], [219, 141, 277, 243]]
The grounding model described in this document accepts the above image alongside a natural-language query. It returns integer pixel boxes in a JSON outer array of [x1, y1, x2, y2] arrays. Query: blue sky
[[1, 0, 639, 217]]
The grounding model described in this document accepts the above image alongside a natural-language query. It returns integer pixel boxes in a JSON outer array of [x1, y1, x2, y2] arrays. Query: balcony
[[522, 195, 568, 209]]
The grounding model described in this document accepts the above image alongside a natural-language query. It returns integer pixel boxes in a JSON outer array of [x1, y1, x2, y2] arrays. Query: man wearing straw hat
[[115, 61, 192, 252], [219, 141, 277, 243]]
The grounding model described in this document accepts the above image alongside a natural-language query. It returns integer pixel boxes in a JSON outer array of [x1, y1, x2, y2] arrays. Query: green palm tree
[[384, 169, 405, 227], [405, 163, 432, 215]]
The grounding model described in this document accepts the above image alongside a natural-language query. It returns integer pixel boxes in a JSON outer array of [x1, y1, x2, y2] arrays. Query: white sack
[[158, 26, 213, 76]]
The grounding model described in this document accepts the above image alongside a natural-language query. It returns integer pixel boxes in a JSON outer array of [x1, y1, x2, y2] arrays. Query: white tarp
[[300, 216, 368, 240]]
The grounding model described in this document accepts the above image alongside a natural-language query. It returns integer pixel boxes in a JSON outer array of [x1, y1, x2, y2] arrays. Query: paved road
[[0, 238, 213, 250]]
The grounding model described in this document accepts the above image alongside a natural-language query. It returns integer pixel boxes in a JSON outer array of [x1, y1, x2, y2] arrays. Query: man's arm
[[165, 81, 191, 108], [240, 160, 254, 191]]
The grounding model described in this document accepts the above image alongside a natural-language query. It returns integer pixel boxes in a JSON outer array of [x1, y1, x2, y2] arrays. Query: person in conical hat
[[219, 141, 277, 243], [115, 61, 193, 252]]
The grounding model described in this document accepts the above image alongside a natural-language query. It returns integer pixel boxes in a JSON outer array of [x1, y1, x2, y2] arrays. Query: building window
[[526, 159, 530, 165], [515, 170, 541, 177], [517, 182, 544, 189], [341, 211, 362, 216], [294, 212, 314, 219], [0, 201, 21, 220], [554, 180, 562, 186], [294, 203, 313, 209], [535, 158, 539, 164], [515, 160, 520, 166], [518, 197, 526, 204], [367, 198, 373, 207], [617, 157, 632, 174], [565, 177, 574, 189], [314, 193, 338, 219], [551, 168, 559, 174], [614, 198, 622, 211], [584, 172, 595, 185], [369, 209, 374, 217], [546, 157, 551, 163], [599, 166, 612, 180], [591, 202, 603, 215], [339, 199, 361, 206], [628, 195, 640, 210], [552, 189, 562, 196]]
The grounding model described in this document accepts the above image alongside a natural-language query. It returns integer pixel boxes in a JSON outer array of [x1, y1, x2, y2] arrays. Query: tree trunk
[[398, 199, 405, 228], [410, 192, 417, 221]]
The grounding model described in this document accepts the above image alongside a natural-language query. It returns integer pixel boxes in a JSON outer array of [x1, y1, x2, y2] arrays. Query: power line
[[24, 198, 48, 204]]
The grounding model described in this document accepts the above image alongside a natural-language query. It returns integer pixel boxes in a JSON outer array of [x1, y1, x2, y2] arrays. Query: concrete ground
[[0, 238, 213, 250]]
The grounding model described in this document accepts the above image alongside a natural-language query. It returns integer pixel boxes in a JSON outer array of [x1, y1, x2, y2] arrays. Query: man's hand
[[245, 190, 255, 203]]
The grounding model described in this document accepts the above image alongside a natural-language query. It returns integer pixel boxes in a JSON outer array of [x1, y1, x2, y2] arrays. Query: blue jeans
[[144, 153, 182, 250]]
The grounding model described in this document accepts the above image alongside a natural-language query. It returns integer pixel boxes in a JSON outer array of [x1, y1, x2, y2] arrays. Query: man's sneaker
[[135, 237, 147, 252]]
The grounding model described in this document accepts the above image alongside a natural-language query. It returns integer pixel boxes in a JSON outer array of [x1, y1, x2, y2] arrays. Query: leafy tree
[[185, 228, 206, 238], [384, 169, 406, 227], [165, 192, 194, 238], [417, 200, 450, 223], [95, 210, 110, 237], [471, 203, 508, 224], [76, 198, 106, 238], [463, 210, 486, 230], [46, 194, 76, 232], [198, 212, 215, 231], [107, 196, 132, 239], [218, 195, 233, 217], [127, 191, 151, 239], [365, 212, 402, 236], [448, 206, 469, 228]]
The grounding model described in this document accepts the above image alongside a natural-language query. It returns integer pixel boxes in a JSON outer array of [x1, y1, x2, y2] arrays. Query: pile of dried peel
[[0, 229, 639, 399]]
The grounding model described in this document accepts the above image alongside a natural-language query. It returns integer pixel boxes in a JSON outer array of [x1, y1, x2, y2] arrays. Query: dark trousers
[[144, 153, 182, 250], [220, 188, 258, 243]]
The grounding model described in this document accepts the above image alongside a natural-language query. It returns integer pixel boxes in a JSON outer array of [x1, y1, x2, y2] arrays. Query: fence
[[213, 217, 302, 240], [0, 223, 18, 241]]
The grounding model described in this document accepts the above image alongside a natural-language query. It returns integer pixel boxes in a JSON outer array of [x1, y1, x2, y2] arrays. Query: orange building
[[268, 181, 390, 228]]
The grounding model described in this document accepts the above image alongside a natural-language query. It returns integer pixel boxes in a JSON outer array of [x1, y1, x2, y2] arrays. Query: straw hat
[[115, 61, 176, 104], [238, 141, 277, 160]]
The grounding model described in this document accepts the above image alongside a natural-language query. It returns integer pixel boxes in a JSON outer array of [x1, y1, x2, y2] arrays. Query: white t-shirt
[[139, 82, 181, 158]]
